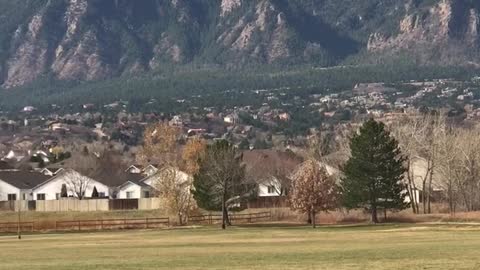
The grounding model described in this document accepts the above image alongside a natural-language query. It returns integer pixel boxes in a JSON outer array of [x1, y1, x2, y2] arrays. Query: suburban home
[[125, 164, 158, 176], [257, 177, 283, 197], [0, 169, 154, 201], [39, 167, 64, 176], [141, 167, 190, 188], [223, 113, 239, 124], [0, 170, 51, 201], [406, 157, 445, 204], [125, 165, 143, 174], [256, 162, 340, 198], [242, 150, 303, 198], [32, 169, 110, 200], [3, 150, 27, 162], [117, 180, 153, 199], [90, 170, 149, 199]]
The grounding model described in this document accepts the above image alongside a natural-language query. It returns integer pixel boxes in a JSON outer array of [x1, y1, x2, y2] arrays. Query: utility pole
[[17, 196, 21, 240]]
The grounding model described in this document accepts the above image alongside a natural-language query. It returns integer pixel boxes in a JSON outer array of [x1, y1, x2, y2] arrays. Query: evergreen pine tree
[[91, 186, 99, 198], [60, 184, 68, 198], [342, 119, 408, 223]]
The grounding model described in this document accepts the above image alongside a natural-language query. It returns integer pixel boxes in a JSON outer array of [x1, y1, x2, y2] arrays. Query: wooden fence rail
[[188, 211, 272, 225], [0, 222, 34, 233], [55, 217, 170, 232], [0, 211, 271, 233]]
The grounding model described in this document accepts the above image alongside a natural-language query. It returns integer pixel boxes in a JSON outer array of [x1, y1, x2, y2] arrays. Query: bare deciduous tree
[[391, 112, 446, 214], [139, 124, 201, 225], [64, 171, 91, 200], [245, 150, 301, 196], [450, 129, 480, 211], [154, 167, 196, 225], [137, 122, 180, 166]]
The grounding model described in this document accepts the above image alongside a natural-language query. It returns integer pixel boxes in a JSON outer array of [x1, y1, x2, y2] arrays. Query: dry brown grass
[[267, 206, 480, 224], [4, 203, 480, 231], [2, 225, 480, 269]]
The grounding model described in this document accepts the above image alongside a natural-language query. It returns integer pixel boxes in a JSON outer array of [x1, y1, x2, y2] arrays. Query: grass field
[[1, 224, 480, 270]]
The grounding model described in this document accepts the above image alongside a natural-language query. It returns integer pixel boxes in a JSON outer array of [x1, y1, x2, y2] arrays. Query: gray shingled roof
[[0, 170, 51, 189]]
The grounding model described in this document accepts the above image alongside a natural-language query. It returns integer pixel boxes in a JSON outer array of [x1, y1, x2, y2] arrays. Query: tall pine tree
[[342, 119, 408, 223]]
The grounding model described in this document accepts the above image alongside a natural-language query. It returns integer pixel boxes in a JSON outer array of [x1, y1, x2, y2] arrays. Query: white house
[[223, 113, 239, 125], [125, 164, 158, 176], [142, 167, 190, 188], [125, 165, 143, 174], [257, 162, 340, 198], [32, 169, 110, 200], [258, 177, 283, 197], [0, 169, 162, 202], [117, 180, 153, 199], [143, 165, 159, 176], [3, 150, 26, 162], [0, 170, 51, 201], [39, 167, 64, 176]]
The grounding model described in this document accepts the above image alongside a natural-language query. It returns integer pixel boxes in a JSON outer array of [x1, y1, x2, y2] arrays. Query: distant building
[[22, 106, 36, 113], [224, 113, 239, 124], [278, 113, 291, 121]]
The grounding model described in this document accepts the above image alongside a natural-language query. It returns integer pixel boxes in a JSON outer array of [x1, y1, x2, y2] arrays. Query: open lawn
[[1, 224, 480, 269]]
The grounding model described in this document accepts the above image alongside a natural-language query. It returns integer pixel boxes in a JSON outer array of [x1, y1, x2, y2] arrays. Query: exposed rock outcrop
[[1, 0, 480, 88]]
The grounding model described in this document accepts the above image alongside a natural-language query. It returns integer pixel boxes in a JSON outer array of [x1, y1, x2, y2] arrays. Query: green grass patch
[[0, 224, 480, 269]]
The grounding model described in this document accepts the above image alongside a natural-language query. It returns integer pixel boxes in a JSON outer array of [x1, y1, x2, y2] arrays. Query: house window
[[7, 194, 16, 201], [126, 191, 134, 199], [37, 194, 46, 201], [267, 186, 276, 194], [98, 192, 106, 198], [55, 193, 60, 200], [143, 191, 150, 198], [22, 194, 27, 200]]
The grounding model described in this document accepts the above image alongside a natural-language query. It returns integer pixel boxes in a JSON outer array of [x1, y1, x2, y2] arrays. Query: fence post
[[101, 219, 104, 230], [146, 218, 149, 229]]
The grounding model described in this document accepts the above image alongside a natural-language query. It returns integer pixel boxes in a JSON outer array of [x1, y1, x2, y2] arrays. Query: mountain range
[[0, 0, 479, 88]]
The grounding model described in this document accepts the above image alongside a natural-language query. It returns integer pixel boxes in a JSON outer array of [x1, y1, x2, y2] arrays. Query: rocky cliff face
[[0, 0, 480, 88], [368, 0, 480, 65]]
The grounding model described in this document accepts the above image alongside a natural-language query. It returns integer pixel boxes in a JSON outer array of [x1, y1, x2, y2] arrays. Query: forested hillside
[[0, 0, 479, 90]]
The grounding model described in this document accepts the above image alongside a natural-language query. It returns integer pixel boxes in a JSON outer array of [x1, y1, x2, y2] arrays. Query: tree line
[[138, 119, 409, 229], [65, 112, 479, 229], [0, 64, 477, 113]]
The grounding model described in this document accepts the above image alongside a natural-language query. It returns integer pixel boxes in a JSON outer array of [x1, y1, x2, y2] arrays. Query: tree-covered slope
[[0, 0, 478, 88]]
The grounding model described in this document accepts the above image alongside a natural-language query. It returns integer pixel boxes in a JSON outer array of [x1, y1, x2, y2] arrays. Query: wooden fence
[[0, 217, 169, 233], [188, 211, 272, 225], [55, 217, 170, 232], [109, 199, 138, 211], [0, 198, 162, 212], [0, 211, 272, 233], [247, 197, 289, 208], [0, 222, 34, 233]]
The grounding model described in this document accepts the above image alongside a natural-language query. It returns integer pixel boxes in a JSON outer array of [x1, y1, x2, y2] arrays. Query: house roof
[[0, 170, 51, 190], [125, 165, 144, 172], [0, 161, 14, 170], [92, 170, 146, 187], [242, 150, 303, 183], [118, 179, 152, 190]]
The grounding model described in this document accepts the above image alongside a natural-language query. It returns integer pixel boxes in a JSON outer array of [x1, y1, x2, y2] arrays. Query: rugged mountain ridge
[[0, 0, 479, 88]]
